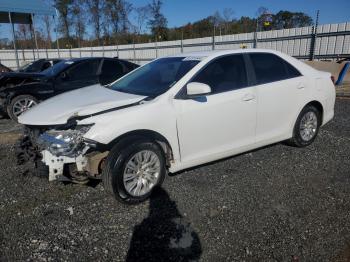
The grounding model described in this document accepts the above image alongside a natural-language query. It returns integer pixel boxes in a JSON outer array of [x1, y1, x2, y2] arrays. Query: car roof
[[168, 48, 288, 59], [168, 48, 319, 76], [60, 57, 133, 63]]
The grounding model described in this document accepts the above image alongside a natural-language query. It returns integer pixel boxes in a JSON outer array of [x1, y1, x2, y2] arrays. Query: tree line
[[0, 1, 313, 49]]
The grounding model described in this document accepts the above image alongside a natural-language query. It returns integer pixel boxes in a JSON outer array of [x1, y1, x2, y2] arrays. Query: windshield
[[41, 60, 74, 77], [109, 57, 201, 97], [18, 60, 42, 73]]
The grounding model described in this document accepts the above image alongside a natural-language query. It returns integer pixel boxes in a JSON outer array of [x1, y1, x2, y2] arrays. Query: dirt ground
[[0, 99, 349, 261]]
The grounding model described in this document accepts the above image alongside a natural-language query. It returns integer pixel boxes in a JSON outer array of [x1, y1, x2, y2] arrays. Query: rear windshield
[[41, 60, 75, 76]]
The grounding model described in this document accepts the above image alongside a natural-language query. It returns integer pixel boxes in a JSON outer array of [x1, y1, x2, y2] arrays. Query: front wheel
[[288, 105, 321, 147], [102, 138, 166, 204], [8, 95, 38, 121]]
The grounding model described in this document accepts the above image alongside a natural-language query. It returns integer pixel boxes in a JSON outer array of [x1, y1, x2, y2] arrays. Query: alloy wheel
[[123, 150, 161, 197], [12, 98, 37, 117]]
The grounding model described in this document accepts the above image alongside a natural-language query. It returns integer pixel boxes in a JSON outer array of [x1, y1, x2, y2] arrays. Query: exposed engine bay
[[17, 124, 108, 184]]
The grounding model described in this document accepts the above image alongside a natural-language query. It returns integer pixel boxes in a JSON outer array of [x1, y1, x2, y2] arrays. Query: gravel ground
[[0, 99, 349, 261]]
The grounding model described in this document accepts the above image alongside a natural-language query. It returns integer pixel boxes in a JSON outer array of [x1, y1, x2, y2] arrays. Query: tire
[[0, 110, 8, 119], [102, 137, 166, 204], [288, 105, 321, 147], [8, 95, 39, 121]]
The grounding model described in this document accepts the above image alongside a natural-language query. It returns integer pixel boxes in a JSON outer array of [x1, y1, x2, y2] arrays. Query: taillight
[[331, 76, 335, 84]]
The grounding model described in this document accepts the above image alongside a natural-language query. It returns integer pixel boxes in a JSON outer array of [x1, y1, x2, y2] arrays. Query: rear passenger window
[[101, 60, 124, 77], [99, 60, 125, 85], [250, 53, 301, 85], [120, 60, 138, 72], [66, 60, 100, 80], [192, 54, 248, 94]]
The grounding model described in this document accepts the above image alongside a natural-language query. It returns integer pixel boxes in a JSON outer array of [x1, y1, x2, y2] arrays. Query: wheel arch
[[289, 100, 325, 138], [106, 129, 174, 167], [304, 100, 324, 125], [6, 92, 38, 105]]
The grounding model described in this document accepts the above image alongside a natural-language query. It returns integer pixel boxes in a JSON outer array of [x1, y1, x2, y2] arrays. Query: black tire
[[8, 94, 39, 122], [288, 105, 321, 147], [102, 137, 166, 204], [0, 110, 8, 119]]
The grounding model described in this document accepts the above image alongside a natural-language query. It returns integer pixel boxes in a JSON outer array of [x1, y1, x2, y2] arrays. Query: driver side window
[[192, 54, 248, 94]]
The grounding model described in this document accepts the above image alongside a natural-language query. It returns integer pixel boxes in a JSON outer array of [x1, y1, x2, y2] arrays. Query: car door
[[248, 53, 307, 143], [174, 54, 257, 164], [55, 59, 101, 94], [99, 59, 126, 85]]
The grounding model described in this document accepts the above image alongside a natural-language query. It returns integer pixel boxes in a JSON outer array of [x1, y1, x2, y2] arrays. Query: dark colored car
[[17, 59, 63, 73], [0, 57, 139, 121], [0, 59, 63, 85], [0, 63, 12, 74]]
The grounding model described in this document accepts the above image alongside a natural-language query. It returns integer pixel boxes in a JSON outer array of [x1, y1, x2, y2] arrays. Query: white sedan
[[18, 49, 335, 204]]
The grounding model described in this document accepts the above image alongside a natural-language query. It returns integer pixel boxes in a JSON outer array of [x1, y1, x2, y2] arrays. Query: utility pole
[[254, 17, 259, 48], [212, 25, 216, 50], [8, 12, 20, 69]]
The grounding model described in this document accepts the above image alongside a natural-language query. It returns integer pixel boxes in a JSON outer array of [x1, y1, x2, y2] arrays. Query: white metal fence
[[1, 22, 350, 69]]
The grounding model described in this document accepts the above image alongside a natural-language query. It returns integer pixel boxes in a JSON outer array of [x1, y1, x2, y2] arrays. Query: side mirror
[[186, 82, 211, 97]]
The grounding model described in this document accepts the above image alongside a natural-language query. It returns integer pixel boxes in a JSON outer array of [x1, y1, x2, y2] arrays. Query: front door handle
[[242, 93, 255, 101], [297, 83, 305, 89]]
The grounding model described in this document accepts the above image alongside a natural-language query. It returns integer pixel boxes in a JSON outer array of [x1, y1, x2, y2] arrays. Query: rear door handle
[[242, 93, 255, 101]]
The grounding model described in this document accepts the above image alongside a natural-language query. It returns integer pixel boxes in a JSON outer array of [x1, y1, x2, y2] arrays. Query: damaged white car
[[17, 49, 335, 204]]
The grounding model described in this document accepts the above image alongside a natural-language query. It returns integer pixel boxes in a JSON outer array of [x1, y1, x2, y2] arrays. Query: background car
[[0, 59, 64, 89], [0, 57, 139, 121], [17, 59, 63, 73], [0, 62, 12, 74]]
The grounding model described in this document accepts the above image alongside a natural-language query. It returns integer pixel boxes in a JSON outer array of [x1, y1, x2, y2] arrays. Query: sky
[[0, 0, 349, 41], [133, 0, 350, 27]]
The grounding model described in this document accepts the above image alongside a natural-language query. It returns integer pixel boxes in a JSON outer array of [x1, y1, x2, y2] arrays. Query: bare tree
[[256, 6, 269, 17], [103, 0, 132, 43], [42, 15, 52, 48], [223, 8, 234, 22], [72, 0, 86, 48], [148, 0, 168, 40], [17, 24, 31, 48], [223, 8, 234, 34], [54, 0, 73, 41], [120, 1, 132, 33], [134, 5, 151, 35], [211, 11, 224, 36], [104, 0, 121, 36], [88, 0, 103, 45]]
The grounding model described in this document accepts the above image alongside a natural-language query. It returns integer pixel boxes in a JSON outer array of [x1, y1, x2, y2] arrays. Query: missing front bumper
[[41, 150, 108, 181]]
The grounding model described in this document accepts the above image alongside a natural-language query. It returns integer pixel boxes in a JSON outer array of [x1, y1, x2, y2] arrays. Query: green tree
[[273, 11, 313, 29]]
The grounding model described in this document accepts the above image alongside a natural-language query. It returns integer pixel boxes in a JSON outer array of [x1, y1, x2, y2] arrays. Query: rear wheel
[[102, 138, 166, 204], [288, 105, 321, 147], [8, 95, 38, 121]]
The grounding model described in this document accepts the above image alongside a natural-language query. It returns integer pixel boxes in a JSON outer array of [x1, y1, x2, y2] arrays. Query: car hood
[[18, 84, 147, 126], [0, 72, 46, 89], [0, 72, 45, 79]]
